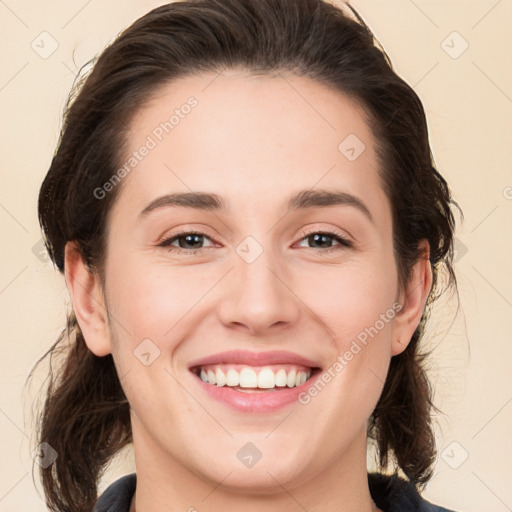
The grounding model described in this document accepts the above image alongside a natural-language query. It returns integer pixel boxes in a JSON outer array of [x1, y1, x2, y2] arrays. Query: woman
[[31, 0, 460, 510]]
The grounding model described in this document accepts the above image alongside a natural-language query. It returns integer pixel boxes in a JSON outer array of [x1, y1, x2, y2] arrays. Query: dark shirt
[[94, 472, 456, 512]]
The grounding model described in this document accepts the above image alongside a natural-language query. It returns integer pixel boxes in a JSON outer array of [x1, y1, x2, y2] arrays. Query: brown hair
[[29, 0, 460, 510]]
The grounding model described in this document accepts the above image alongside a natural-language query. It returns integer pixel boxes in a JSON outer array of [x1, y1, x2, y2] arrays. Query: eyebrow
[[138, 189, 373, 222]]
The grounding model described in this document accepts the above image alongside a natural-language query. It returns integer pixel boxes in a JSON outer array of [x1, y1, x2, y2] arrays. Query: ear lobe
[[391, 240, 433, 356], [64, 241, 112, 357]]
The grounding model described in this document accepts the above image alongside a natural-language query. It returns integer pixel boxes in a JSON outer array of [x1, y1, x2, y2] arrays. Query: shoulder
[[368, 472, 457, 512], [94, 473, 136, 512]]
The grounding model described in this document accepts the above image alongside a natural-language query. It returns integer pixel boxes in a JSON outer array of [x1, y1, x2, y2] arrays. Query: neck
[[129, 413, 380, 512]]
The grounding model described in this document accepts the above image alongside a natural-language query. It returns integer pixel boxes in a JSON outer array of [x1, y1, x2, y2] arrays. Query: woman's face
[[76, 70, 427, 493]]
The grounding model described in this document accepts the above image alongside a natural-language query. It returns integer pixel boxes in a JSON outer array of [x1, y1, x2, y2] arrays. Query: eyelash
[[157, 229, 353, 255]]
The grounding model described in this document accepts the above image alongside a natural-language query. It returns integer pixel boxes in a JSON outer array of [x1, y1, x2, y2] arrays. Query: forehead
[[112, 70, 388, 224], [129, 69, 375, 160]]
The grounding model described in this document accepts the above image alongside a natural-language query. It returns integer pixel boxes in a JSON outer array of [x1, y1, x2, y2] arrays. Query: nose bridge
[[218, 234, 300, 334]]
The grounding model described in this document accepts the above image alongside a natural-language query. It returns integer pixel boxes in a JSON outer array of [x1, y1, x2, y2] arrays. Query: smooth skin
[[65, 69, 432, 512]]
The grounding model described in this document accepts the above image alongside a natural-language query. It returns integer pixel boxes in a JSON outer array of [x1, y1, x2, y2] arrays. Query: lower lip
[[191, 369, 321, 413]]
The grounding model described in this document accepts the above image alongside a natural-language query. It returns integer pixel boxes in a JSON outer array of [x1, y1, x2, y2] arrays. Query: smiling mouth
[[190, 364, 322, 391]]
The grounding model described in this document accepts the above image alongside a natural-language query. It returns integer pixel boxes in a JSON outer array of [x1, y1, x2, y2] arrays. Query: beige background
[[1, 1, 511, 510]]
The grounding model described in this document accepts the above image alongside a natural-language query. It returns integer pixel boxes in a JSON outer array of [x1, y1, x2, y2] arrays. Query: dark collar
[[94, 472, 454, 512], [368, 472, 454, 512]]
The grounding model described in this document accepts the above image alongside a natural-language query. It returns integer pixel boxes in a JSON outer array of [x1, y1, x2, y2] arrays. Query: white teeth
[[239, 367, 258, 388], [215, 368, 226, 387], [207, 369, 216, 385], [225, 369, 239, 386], [287, 369, 296, 388], [275, 368, 287, 387], [257, 368, 275, 389], [197, 365, 312, 389]]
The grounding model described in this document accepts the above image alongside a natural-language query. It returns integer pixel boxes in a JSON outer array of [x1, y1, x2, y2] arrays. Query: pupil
[[180, 234, 203, 248], [310, 233, 331, 247]]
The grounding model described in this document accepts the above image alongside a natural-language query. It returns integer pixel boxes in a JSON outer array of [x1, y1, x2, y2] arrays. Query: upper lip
[[188, 350, 322, 370]]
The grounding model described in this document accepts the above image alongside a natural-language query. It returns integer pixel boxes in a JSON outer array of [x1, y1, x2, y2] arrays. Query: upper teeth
[[197, 365, 312, 389]]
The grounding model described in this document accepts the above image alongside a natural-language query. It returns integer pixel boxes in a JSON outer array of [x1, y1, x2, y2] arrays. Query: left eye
[[296, 232, 352, 250], [158, 230, 352, 253], [158, 232, 215, 251]]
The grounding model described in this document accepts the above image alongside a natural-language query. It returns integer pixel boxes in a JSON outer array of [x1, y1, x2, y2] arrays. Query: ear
[[64, 241, 112, 356], [391, 240, 433, 356]]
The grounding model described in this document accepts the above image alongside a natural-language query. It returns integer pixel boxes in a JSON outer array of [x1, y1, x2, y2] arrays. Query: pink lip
[[191, 368, 322, 413], [188, 349, 321, 370], [188, 350, 322, 413]]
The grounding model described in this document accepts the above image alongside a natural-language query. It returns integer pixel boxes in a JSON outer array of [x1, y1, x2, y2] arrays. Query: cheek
[[105, 241, 397, 364], [295, 259, 397, 402], [106, 246, 398, 348], [104, 248, 396, 436], [106, 254, 208, 337], [294, 257, 398, 343], [103, 258, 209, 412]]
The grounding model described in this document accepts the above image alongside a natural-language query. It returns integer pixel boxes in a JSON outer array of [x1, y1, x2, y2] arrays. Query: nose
[[216, 245, 301, 336]]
